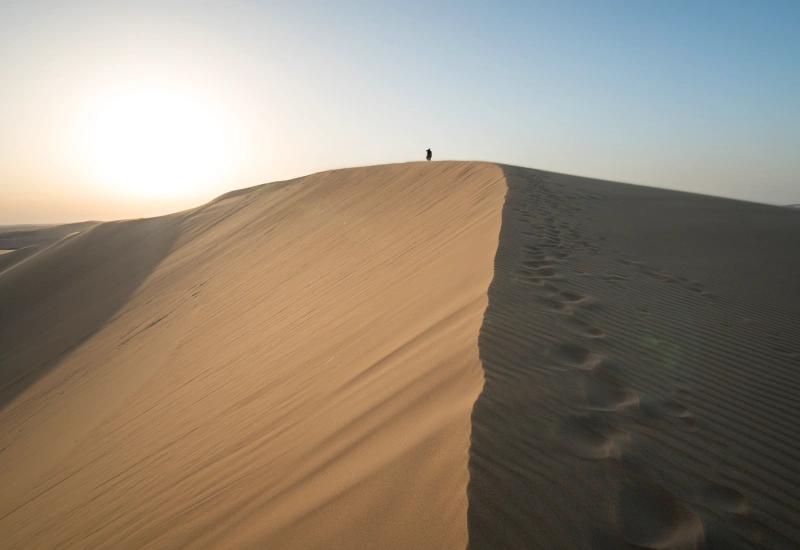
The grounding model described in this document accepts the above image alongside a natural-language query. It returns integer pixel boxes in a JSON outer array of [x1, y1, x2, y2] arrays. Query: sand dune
[[0, 221, 100, 250], [0, 224, 53, 234], [0, 162, 506, 549], [0, 221, 102, 276], [2, 162, 799, 549]]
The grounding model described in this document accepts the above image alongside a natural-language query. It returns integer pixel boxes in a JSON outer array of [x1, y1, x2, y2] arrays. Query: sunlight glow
[[81, 84, 233, 198]]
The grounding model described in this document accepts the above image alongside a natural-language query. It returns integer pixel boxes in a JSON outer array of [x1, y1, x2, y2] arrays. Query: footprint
[[581, 374, 639, 411], [698, 484, 748, 514], [517, 275, 546, 286], [522, 259, 552, 269], [554, 290, 588, 304], [526, 267, 558, 278], [553, 415, 625, 460], [561, 316, 605, 338], [524, 251, 550, 260], [615, 479, 705, 548], [617, 258, 641, 267], [534, 297, 574, 315], [549, 344, 602, 370], [640, 398, 699, 432], [522, 282, 565, 300], [529, 281, 562, 294], [648, 272, 675, 282]]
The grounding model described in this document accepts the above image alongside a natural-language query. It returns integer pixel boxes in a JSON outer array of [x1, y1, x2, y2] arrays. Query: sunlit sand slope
[[468, 166, 800, 549], [0, 162, 506, 549]]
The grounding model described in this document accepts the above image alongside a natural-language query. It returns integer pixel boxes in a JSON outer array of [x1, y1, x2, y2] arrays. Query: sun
[[82, 84, 233, 198]]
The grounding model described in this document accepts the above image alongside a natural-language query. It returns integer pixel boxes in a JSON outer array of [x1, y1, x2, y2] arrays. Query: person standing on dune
[[426, 148, 432, 161]]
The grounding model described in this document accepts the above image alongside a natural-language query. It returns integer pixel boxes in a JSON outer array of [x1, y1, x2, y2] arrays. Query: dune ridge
[[2, 161, 799, 549], [0, 162, 506, 549]]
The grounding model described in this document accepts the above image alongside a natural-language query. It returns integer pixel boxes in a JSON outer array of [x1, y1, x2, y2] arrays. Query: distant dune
[[1, 162, 798, 548], [0, 224, 53, 233], [0, 221, 101, 250]]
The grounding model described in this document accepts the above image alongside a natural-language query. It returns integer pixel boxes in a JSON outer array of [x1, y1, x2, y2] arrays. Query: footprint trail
[[467, 166, 800, 549]]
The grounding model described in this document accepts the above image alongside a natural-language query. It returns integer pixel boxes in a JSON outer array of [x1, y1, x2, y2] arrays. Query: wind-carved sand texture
[[2, 162, 800, 549], [468, 166, 800, 549], [0, 162, 506, 549]]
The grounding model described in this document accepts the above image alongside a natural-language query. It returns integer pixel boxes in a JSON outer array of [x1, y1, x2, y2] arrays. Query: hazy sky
[[1, 0, 798, 223]]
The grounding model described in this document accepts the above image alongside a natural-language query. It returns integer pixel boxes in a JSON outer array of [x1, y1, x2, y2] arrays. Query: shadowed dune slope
[[0, 162, 506, 549], [0, 219, 180, 412], [0, 221, 101, 250], [468, 166, 800, 549], [0, 221, 103, 276]]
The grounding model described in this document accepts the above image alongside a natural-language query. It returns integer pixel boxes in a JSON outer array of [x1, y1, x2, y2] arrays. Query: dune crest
[[0, 162, 506, 549], [3, 161, 800, 549]]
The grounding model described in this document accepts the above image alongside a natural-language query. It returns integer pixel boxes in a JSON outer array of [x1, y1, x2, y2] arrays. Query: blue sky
[[1, 1, 798, 222]]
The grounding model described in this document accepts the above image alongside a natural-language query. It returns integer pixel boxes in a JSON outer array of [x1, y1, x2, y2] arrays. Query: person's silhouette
[[426, 148, 432, 161]]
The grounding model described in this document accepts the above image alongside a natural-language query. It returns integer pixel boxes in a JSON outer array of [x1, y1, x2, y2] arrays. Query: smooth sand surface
[[468, 166, 800, 549], [2, 162, 799, 549], [0, 162, 505, 549]]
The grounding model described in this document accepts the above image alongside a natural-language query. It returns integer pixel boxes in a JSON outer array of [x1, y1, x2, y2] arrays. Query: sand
[[1, 162, 799, 549], [0, 221, 100, 250], [0, 162, 505, 549], [469, 166, 800, 549]]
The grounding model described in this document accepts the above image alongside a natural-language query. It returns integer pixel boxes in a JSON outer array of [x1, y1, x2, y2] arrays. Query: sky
[[1, 0, 798, 223]]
